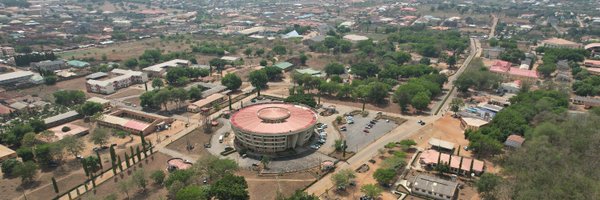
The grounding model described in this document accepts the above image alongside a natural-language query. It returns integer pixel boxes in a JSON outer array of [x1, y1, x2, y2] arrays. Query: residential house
[[0, 71, 34, 85], [420, 149, 486, 176], [571, 96, 600, 108], [30, 60, 67, 72], [86, 69, 148, 94], [142, 59, 191, 77]]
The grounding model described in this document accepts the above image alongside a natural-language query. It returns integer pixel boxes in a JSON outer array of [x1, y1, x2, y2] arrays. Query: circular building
[[230, 102, 318, 153]]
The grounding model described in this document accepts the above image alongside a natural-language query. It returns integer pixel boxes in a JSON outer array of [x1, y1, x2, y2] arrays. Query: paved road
[[306, 36, 483, 197], [433, 38, 481, 115]]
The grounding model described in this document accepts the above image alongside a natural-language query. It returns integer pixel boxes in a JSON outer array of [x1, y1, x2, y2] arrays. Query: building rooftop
[[0, 144, 16, 160], [86, 72, 108, 80], [428, 138, 455, 150], [420, 149, 485, 173], [46, 123, 89, 142], [412, 174, 458, 197], [44, 110, 79, 125], [461, 117, 489, 128], [87, 97, 110, 105], [143, 59, 190, 73], [343, 34, 369, 41], [0, 71, 34, 82], [542, 37, 580, 46], [189, 93, 225, 109], [273, 62, 293, 70], [230, 103, 318, 135]]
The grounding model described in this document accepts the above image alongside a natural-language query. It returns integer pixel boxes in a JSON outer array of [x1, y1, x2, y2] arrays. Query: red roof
[[0, 104, 13, 115], [230, 103, 317, 135], [420, 150, 485, 173], [123, 120, 150, 131], [508, 67, 539, 78], [489, 60, 511, 73]]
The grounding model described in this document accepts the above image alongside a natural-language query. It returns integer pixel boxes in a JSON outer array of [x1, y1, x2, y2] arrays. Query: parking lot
[[339, 112, 399, 153]]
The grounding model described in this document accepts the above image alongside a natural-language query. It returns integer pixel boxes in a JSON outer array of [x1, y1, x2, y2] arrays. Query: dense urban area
[[0, 0, 599, 199]]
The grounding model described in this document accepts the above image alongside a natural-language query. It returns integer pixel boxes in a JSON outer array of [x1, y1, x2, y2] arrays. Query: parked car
[[363, 129, 370, 133]]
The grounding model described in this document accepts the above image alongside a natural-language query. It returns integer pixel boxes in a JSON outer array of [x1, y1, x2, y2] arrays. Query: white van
[[219, 135, 224, 143]]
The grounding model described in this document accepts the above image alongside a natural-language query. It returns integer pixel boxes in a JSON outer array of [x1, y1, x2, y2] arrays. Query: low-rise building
[[501, 80, 521, 93], [489, 60, 539, 80], [142, 59, 191, 77], [273, 62, 294, 71], [420, 149, 486, 176], [67, 60, 90, 68], [187, 93, 226, 113], [97, 108, 172, 135], [86, 69, 148, 94], [571, 96, 600, 108], [0, 71, 35, 85], [411, 174, 458, 200], [343, 34, 369, 42], [584, 60, 600, 68], [483, 47, 504, 59], [86, 97, 111, 108], [30, 60, 67, 71], [0, 144, 17, 162], [43, 110, 81, 128], [540, 38, 582, 49], [460, 117, 489, 130], [43, 123, 89, 143], [504, 134, 525, 149], [428, 138, 455, 152]]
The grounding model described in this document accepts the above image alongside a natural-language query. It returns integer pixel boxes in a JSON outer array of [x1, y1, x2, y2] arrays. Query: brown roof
[[506, 135, 525, 144]]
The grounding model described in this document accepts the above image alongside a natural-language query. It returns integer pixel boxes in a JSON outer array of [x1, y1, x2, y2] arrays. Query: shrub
[[61, 126, 71, 132], [1, 159, 20, 176]]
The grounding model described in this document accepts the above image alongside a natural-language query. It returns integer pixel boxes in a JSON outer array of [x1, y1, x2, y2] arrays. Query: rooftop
[[0, 71, 34, 82], [143, 59, 190, 72], [420, 149, 485, 173], [428, 138, 455, 150], [461, 117, 489, 127], [230, 103, 318, 135], [87, 97, 110, 105], [43, 110, 80, 125], [273, 62, 294, 70], [0, 144, 16, 160], [343, 34, 369, 41], [412, 174, 458, 197]]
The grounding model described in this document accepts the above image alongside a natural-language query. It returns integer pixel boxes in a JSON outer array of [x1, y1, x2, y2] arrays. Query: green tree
[[20, 132, 37, 148], [176, 185, 210, 200], [411, 91, 431, 112], [188, 87, 202, 100], [14, 161, 38, 184], [123, 58, 138, 69], [263, 66, 283, 81], [276, 190, 319, 200], [330, 169, 355, 189], [255, 49, 265, 57], [90, 128, 110, 148], [243, 48, 253, 57], [259, 59, 268, 66], [1, 159, 20, 176], [261, 156, 271, 169], [360, 184, 383, 199], [221, 73, 242, 91], [284, 94, 317, 107], [53, 90, 86, 106], [373, 168, 396, 184], [118, 179, 133, 199], [78, 101, 103, 117], [324, 63, 345, 76], [165, 169, 195, 187], [449, 98, 465, 114], [476, 173, 502, 199], [299, 53, 308, 65], [150, 170, 166, 185], [152, 78, 164, 90], [272, 45, 287, 55], [249, 70, 268, 96], [132, 169, 147, 192], [351, 62, 379, 78], [61, 135, 84, 158], [209, 173, 249, 200]]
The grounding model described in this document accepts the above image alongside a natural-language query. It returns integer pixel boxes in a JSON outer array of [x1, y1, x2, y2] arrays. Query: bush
[[150, 170, 166, 185], [61, 126, 71, 132], [1, 159, 20, 176], [384, 142, 397, 149]]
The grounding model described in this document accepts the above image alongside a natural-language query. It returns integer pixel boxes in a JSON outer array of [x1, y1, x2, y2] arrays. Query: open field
[[238, 170, 317, 200]]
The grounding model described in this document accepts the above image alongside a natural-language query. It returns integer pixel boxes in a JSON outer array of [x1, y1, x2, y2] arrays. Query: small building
[[221, 56, 240, 62], [67, 60, 90, 68], [420, 149, 486, 176], [86, 69, 148, 94], [483, 47, 504, 59], [504, 134, 525, 149], [411, 174, 458, 200], [86, 97, 111, 108], [273, 62, 294, 71], [428, 138, 455, 152], [0, 104, 14, 116], [501, 80, 521, 93], [142, 59, 191, 77], [0, 71, 35, 85], [295, 68, 323, 77], [584, 60, 600, 68], [97, 108, 172, 135], [43, 110, 81, 128], [187, 93, 226, 113], [343, 34, 369, 42], [0, 144, 17, 162], [540, 38, 582, 49], [571, 96, 600, 108], [460, 117, 489, 130], [30, 60, 67, 72]]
